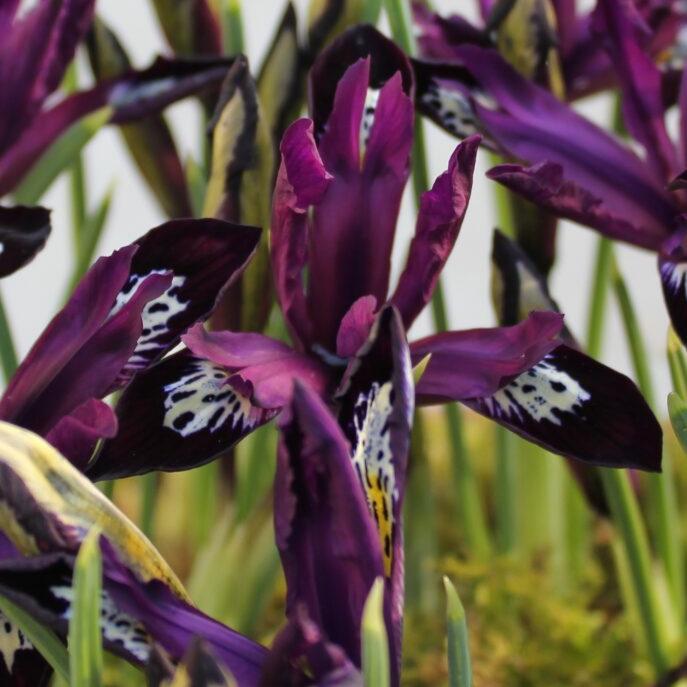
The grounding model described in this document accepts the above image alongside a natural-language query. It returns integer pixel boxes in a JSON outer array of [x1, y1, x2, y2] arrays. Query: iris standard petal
[[272, 118, 332, 349], [592, 0, 679, 181], [391, 136, 479, 328], [0, 204, 51, 278]]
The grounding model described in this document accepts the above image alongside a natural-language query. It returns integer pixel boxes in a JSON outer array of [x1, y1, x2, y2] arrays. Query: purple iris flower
[[84, 31, 661, 677], [0, 218, 261, 470], [0, 0, 236, 273], [413, 0, 687, 348], [91, 26, 661, 484], [0, 422, 358, 686], [413, 0, 686, 104]]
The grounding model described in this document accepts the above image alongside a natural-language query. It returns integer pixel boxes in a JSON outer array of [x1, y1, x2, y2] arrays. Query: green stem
[[139, 473, 158, 540], [494, 426, 517, 555], [612, 262, 685, 625], [362, 0, 384, 24], [384, 0, 491, 560], [585, 237, 613, 358], [222, 0, 244, 54], [584, 240, 672, 674], [0, 291, 18, 383], [600, 468, 670, 673], [192, 462, 218, 547]]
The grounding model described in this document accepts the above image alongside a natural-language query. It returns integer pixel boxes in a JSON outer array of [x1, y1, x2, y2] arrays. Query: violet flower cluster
[[0, 1, 680, 686]]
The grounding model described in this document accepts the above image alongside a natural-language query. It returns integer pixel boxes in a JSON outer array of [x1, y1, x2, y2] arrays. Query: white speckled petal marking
[[350, 381, 397, 576], [0, 613, 32, 672], [485, 357, 591, 425], [163, 359, 257, 437], [660, 261, 687, 295], [52, 587, 150, 662], [111, 271, 190, 370], [360, 87, 381, 153], [421, 83, 478, 137]]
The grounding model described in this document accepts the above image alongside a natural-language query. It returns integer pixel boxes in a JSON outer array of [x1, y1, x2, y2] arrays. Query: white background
[[2, 0, 672, 408]]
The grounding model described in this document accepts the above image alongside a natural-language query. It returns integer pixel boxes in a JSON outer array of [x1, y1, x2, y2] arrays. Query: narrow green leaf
[[412, 353, 431, 386], [13, 107, 112, 206], [185, 155, 207, 217], [362, 0, 383, 23], [669, 392, 687, 455], [361, 578, 390, 687], [667, 327, 687, 399], [66, 186, 114, 296], [221, 0, 244, 54], [0, 594, 70, 683], [443, 576, 471, 687], [69, 527, 103, 687]]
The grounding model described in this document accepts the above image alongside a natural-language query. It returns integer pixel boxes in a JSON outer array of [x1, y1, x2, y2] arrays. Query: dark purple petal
[[101, 544, 267, 686], [420, 45, 676, 247], [0, 0, 95, 152], [87, 349, 278, 481], [413, 3, 489, 61], [308, 25, 413, 140], [0, 56, 233, 196], [336, 296, 378, 359], [308, 58, 413, 350], [413, 311, 564, 403], [488, 161, 671, 251], [391, 136, 478, 328], [0, 547, 268, 686], [275, 383, 382, 674], [272, 118, 332, 349], [113, 218, 260, 387], [259, 607, 363, 687], [0, 204, 51, 277], [465, 344, 662, 471], [659, 227, 687, 347], [0, 246, 140, 431], [333, 306, 413, 685], [491, 229, 575, 342], [182, 324, 329, 408], [592, 0, 678, 181], [44, 398, 117, 472], [7, 268, 171, 438]]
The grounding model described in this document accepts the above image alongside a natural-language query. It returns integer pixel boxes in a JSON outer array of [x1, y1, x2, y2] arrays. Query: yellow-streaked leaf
[[0, 422, 189, 601]]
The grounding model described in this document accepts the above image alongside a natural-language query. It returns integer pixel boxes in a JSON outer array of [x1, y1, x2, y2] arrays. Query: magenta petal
[[413, 311, 564, 403], [336, 295, 378, 358], [465, 344, 662, 471], [272, 118, 332, 349], [45, 398, 117, 472], [183, 324, 328, 408], [592, 0, 678, 181], [0, 246, 137, 429], [0, 0, 95, 150], [392, 136, 479, 328], [488, 162, 670, 251], [275, 383, 383, 674], [0, 204, 51, 277], [452, 44, 676, 245]]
